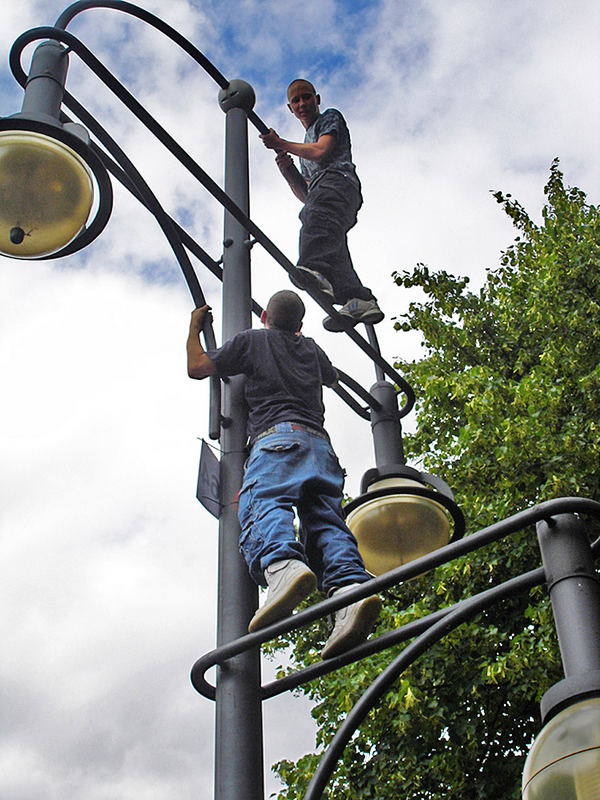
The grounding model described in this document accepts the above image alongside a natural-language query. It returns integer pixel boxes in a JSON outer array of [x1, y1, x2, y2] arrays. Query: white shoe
[[248, 559, 317, 633], [290, 266, 335, 298], [323, 298, 384, 332], [321, 584, 382, 659]]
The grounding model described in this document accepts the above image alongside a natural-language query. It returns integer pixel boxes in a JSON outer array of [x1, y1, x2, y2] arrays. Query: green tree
[[270, 160, 600, 799]]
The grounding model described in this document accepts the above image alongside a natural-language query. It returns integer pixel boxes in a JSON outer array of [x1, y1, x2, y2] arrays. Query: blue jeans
[[238, 422, 370, 593]]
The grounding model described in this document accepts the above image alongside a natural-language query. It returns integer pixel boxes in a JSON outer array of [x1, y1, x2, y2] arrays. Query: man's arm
[[275, 152, 308, 202], [187, 305, 218, 379], [325, 369, 339, 389], [260, 129, 336, 163]]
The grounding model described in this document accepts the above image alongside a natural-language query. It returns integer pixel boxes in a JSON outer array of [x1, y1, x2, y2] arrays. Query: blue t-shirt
[[300, 108, 360, 191], [206, 328, 337, 441]]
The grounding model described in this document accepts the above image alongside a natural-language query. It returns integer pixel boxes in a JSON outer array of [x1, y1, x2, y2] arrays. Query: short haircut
[[266, 290, 305, 332], [287, 78, 317, 98]]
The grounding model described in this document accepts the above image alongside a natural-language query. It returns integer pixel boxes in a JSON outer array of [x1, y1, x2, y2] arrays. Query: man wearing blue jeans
[[186, 290, 381, 658]]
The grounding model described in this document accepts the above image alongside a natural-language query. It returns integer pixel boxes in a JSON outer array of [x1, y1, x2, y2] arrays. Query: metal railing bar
[[190, 496, 600, 699], [303, 566, 546, 800], [335, 369, 382, 412], [55, 0, 230, 88], [88, 129, 377, 425], [9, 23, 414, 406], [364, 323, 385, 382], [330, 384, 371, 420]]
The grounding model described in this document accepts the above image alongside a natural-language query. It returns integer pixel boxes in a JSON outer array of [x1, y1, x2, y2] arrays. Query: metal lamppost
[[0, 7, 434, 799], [214, 81, 263, 800], [3, 6, 599, 800]]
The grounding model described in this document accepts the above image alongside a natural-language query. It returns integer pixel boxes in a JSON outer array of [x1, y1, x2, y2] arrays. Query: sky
[[1, 1, 599, 798]]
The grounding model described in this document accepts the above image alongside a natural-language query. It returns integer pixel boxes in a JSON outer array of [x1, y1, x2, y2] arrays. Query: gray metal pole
[[537, 513, 600, 677], [369, 381, 405, 467], [214, 97, 264, 800]]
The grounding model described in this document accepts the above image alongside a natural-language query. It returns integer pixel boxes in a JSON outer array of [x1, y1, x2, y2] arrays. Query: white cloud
[[1, 1, 599, 798]]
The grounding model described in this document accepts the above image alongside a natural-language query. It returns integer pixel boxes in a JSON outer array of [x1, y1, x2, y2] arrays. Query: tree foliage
[[269, 160, 600, 799]]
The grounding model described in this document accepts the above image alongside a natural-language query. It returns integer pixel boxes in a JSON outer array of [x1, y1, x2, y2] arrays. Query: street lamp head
[[522, 696, 600, 799], [343, 467, 465, 576], [0, 125, 93, 257], [0, 37, 113, 260], [0, 116, 113, 260]]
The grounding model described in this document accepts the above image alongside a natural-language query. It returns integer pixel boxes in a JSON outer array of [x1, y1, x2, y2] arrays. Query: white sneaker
[[321, 584, 382, 659], [323, 298, 384, 332], [291, 266, 335, 298], [248, 559, 317, 633]]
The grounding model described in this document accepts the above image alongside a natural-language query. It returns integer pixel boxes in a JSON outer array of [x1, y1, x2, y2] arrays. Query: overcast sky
[[1, 1, 599, 798]]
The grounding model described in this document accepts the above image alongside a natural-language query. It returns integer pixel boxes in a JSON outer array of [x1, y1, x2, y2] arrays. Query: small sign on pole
[[196, 439, 221, 518]]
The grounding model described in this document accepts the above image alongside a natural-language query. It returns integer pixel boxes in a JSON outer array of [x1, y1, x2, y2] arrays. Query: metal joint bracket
[[218, 79, 256, 114], [546, 570, 600, 593]]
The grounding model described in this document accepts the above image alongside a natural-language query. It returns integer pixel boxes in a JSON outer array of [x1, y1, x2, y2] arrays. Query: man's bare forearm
[[187, 306, 218, 379], [284, 164, 308, 202], [261, 129, 335, 163], [276, 152, 308, 202]]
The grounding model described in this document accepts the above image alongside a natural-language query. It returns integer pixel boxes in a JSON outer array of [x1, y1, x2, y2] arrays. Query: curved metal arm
[[55, 0, 230, 87], [54, 0, 274, 142], [329, 384, 370, 420], [12, 33, 223, 434], [71, 94, 226, 437], [303, 566, 546, 799], [190, 496, 600, 700], [9, 16, 415, 414], [335, 369, 383, 412]]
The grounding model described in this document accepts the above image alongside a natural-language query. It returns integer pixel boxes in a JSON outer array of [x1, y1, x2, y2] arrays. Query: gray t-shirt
[[206, 328, 337, 441], [300, 108, 360, 191]]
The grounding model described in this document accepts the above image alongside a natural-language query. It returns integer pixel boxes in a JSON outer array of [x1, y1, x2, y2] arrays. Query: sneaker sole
[[323, 309, 384, 332], [360, 310, 385, 325], [248, 569, 317, 633], [290, 269, 335, 299], [321, 595, 382, 659], [322, 313, 354, 332]]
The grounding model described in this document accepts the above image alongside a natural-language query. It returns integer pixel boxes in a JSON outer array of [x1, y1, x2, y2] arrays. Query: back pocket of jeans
[[259, 441, 300, 454]]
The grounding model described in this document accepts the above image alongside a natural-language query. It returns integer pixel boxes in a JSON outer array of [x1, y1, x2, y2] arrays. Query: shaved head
[[287, 78, 317, 100], [265, 290, 305, 332]]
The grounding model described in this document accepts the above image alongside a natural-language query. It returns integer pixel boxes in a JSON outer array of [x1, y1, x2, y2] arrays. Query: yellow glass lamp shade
[[0, 129, 94, 258], [345, 478, 451, 576], [522, 697, 600, 799]]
